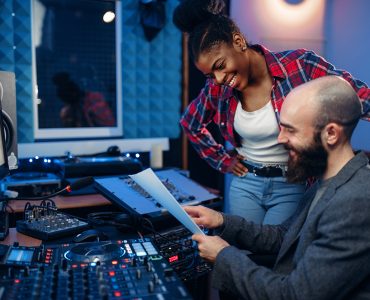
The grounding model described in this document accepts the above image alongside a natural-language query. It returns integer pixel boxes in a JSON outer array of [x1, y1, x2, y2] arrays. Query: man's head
[[278, 76, 363, 183]]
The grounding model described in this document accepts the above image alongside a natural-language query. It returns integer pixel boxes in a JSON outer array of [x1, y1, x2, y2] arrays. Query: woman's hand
[[183, 205, 224, 229], [227, 154, 248, 176]]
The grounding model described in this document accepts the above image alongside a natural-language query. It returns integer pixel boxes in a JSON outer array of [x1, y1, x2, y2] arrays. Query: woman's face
[[195, 39, 250, 92]]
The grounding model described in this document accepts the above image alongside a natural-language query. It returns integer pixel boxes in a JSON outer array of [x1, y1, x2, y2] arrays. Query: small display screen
[[169, 255, 179, 263], [7, 248, 34, 263]]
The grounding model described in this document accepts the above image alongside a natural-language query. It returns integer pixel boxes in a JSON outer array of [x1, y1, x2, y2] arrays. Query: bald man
[[184, 76, 370, 299]]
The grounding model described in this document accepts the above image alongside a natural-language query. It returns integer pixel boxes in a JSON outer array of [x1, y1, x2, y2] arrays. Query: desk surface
[[0, 228, 41, 246], [3, 186, 221, 246], [8, 193, 112, 213], [3, 194, 113, 246]]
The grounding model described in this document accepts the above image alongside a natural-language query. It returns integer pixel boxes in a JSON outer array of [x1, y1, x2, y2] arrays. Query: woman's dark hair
[[52, 72, 85, 104], [173, 0, 244, 60]]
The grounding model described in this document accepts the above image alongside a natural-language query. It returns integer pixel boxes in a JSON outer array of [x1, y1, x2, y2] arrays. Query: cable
[[86, 211, 143, 232], [6, 176, 94, 201]]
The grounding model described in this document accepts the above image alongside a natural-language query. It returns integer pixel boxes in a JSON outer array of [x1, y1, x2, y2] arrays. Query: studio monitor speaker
[[0, 71, 18, 170]]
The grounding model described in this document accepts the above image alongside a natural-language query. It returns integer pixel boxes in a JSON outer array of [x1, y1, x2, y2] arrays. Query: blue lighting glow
[[285, 0, 304, 4]]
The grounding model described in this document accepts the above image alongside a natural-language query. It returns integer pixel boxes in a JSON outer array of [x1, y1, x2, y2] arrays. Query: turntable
[[0, 239, 193, 299], [64, 241, 125, 263]]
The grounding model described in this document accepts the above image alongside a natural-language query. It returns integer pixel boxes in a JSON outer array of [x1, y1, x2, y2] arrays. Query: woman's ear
[[233, 33, 247, 51]]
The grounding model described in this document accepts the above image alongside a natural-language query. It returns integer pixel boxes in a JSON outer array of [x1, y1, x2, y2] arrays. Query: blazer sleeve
[[219, 214, 287, 254], [212, 185, 370, 299]]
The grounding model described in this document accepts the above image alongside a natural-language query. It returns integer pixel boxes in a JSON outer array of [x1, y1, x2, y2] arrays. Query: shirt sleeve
[[84, 92, 115, 126], [180, 82, 235, 173], [303, 51, 370, 120]]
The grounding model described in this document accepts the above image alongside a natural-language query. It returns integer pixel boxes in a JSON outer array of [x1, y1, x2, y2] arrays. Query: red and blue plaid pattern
[[180, 45, 370, 173]]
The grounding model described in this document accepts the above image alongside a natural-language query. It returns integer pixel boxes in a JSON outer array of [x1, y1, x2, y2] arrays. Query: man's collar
[[328, 151, 369, 189]]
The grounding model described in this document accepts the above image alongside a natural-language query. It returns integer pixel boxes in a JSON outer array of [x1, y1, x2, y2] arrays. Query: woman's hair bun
[[173, 0, 226, 33]]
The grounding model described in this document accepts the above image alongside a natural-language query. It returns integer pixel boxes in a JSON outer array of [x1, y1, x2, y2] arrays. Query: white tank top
[[234, 101, 288, 164]]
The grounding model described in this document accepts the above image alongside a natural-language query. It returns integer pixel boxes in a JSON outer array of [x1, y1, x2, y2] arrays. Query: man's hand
[[192, 234, 229, 263], [183, 205, 224, 229]]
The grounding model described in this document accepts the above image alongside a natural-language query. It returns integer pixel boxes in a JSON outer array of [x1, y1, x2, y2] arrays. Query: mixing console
[[0, 238, 192, 300], [150, 226, 212, 282], [94, 169, 220, 216]]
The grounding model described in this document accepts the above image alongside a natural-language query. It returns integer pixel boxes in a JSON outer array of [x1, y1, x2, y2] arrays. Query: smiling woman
[[173, 0, 370, 226]]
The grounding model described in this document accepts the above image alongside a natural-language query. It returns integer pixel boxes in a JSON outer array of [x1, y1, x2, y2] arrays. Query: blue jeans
[[225, 162, 305, 225]]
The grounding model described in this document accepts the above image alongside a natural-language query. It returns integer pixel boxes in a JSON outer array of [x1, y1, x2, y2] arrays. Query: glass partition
[[32, 0, 122, 139]]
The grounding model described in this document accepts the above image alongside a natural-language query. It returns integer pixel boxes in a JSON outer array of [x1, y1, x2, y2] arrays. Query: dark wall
[[186, 60, 225, 192], [182, 0, 231, 192]]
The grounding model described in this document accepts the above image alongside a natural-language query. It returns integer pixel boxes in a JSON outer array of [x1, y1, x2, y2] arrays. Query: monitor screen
[[0, 76, 10, 180]]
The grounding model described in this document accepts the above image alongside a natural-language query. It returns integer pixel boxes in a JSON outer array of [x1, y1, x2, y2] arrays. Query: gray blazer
[[212, 151, 370, 300]]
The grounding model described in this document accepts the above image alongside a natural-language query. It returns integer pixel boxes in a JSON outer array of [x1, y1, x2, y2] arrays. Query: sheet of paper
[[129, 168, 205, 235]]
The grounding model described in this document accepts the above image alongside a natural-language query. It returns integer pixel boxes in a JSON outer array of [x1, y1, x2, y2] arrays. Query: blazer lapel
[[274, 152, 369, 267], [275, 183, 319, 264]]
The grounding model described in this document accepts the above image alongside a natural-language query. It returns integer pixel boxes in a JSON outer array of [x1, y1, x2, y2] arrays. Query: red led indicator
[[114, 291, 121, 297], [169, 255, 179, 263], [109, 271, 116, 276]]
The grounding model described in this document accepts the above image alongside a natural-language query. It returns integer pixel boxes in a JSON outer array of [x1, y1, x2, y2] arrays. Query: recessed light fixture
[[103, 11, 115, 23]]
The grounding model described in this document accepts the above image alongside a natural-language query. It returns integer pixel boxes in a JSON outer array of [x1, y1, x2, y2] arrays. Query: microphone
[[9, 176, 95, 201], [65, 177, 94, 193]]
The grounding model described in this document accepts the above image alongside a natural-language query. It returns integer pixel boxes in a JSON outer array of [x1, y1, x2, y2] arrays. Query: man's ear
[[233, 33, 247, 50], [324, 123, 342, 146]]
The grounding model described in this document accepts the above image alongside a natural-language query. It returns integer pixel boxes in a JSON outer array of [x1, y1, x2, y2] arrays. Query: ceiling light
[[103, 11, 115, 23]]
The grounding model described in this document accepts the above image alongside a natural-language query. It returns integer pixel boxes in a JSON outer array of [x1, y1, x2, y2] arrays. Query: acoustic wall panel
[[0, 0, 182, 142], [121, 0, 182, 138], [0, 0, 33, 143]]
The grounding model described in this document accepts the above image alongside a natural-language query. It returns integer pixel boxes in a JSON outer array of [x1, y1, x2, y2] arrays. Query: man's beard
[[285, 132, 328, 183]]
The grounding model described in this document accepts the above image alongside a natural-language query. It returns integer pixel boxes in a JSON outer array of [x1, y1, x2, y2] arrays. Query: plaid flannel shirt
[[180, 45, 370, 173]]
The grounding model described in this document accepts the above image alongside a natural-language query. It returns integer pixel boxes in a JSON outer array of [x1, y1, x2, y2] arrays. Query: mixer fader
[[0, 238, 192, 299]]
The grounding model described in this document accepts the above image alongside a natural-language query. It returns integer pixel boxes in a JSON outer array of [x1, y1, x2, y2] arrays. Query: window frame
[[31, 0, 123, 140]]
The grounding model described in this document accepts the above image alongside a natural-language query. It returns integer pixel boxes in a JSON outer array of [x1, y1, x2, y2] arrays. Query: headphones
[[87, 211, 143, 232]]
